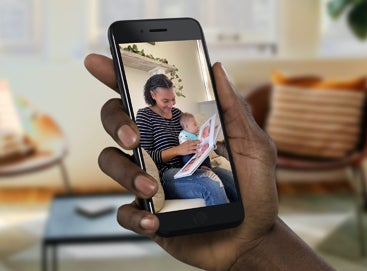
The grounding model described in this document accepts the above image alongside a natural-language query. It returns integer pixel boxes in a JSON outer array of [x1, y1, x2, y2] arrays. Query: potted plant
[[123, 44, 185, 97], [327, 0, 367, 40]]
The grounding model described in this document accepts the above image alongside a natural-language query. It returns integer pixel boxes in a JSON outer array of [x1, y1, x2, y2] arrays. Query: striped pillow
[[266, 85, 366, 159]]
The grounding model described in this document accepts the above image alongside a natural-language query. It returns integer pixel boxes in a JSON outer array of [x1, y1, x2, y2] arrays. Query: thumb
[[212, 63, 278, 230], [212, 62, 264, 144]]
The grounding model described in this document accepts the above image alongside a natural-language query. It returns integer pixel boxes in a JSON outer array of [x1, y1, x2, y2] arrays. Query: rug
[[0, 228, 37, 258], [317, 213, 367, 262]]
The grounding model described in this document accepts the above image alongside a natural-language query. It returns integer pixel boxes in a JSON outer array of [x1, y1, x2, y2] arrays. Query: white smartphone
[[108, 18, 244, 236]]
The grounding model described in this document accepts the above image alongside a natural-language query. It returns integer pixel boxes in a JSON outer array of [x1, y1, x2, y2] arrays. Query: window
[[88, 0, 145, 53], [88, 0, 277, 58], [0, 0, 42, 55]]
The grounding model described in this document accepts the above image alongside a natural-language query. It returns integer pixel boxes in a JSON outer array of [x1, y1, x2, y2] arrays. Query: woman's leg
[[162, 168, 229, 206], [212, 167, 238, 202]]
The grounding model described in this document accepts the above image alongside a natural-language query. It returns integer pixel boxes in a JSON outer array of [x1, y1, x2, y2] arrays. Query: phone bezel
[[108, 18, 244, 236]]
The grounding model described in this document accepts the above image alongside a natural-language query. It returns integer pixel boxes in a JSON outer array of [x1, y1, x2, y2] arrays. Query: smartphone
[[108, 18, 244, 236]]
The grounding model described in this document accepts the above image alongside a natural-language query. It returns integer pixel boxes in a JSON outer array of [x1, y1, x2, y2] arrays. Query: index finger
[[101, 98, 140, 150], [84, 53, 118, 92]]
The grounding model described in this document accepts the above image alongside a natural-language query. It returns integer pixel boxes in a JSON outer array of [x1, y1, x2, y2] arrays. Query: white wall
[[123, 40, 208, 116], [224, 57, 367, 91], [0, 59, 121, 189]]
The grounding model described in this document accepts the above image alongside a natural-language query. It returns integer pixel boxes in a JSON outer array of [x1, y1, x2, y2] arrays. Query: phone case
[[108, 18, 244, 236]]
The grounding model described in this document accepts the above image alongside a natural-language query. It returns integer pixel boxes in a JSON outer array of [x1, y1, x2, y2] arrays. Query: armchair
[[244, 83, 367, 256]]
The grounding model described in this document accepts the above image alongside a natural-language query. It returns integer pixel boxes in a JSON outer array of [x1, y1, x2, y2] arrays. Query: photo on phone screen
[[117, 39, 239, 213]]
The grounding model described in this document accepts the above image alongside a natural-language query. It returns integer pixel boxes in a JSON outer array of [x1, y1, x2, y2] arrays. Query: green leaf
[[347, 0, 367, 39], [327, 0, 355, 19], [132, 44, 139, 52]]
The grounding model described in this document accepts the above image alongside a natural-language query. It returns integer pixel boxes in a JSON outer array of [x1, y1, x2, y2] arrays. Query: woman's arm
[[136, 109, 164, 165], [137, 109, 200, 164]]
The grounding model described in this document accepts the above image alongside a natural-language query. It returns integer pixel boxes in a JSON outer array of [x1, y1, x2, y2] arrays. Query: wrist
[[174, 145, 183, 156], [228, 217, 335, 271]]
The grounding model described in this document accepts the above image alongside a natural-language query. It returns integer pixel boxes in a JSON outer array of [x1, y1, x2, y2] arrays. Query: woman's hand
[[84, 53, 334, 271], [176, 140, 201, 156], [159, 140, 201, 163]]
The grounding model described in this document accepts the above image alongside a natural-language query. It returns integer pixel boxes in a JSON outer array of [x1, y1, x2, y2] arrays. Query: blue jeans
[[162, 167, 238, 206]]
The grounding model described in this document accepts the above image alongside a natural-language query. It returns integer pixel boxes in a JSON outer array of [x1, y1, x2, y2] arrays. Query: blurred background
[[1, 0, 367, 270]]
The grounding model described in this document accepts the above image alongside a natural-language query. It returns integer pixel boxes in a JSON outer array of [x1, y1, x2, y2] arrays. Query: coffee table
[[42, 193, 149, 271]]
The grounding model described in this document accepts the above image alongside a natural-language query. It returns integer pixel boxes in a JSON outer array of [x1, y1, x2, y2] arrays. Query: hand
[[84, 54, 333, 271], [84, 53, 277, 270], [177, 140, 201, 156]]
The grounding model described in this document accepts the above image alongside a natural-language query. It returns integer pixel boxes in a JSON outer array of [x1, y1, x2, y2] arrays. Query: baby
[[178, 112, 212, 169]]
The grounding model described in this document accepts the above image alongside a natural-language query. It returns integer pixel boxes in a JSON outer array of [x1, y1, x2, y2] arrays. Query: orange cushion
[[271, 71, 367, 91]]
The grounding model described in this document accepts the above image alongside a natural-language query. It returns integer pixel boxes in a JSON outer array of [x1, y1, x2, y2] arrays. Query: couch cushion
[[159, 198, 206, 213], [266, 72, 367, 159], [142, 149, 165, 212]]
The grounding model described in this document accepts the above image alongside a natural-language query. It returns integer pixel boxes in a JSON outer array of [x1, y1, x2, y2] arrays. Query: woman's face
[[151, 87, 176, 114]]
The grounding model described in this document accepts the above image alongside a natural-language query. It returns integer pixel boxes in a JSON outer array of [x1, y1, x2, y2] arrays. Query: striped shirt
[[136, 107, 183, 176]]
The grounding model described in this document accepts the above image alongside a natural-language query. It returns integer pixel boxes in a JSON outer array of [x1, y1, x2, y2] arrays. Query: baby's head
[[180, 113, 199, 134]]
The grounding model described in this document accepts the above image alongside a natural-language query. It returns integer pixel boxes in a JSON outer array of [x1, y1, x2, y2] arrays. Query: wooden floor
[[277, 180, 352, 195], [0, 186, 125, 203], [0, 181, 352, 203]]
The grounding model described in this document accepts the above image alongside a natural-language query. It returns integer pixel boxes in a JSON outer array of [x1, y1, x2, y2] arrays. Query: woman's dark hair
[[144, 74, 173, 105]]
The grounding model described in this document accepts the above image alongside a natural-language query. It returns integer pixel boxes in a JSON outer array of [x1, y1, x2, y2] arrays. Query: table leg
[[41, 242, 47, 271], [52, 245, 58, 271], [41, 243, 58, 271]]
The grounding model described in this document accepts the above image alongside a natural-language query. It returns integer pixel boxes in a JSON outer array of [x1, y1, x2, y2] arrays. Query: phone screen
[[118, 40, 238, 213], [109, 19, 243, 236]]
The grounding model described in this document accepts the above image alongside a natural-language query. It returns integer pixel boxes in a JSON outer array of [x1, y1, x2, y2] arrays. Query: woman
[[136, 74, 237, 206]]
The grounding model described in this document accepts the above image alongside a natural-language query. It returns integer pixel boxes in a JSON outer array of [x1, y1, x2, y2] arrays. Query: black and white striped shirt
[[136, 107, 183, 176]]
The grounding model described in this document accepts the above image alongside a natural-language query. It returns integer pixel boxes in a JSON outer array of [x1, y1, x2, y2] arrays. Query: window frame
[[0, 0, 43, 56]]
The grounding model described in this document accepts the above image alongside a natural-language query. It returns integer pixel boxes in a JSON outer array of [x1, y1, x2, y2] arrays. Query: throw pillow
[[266, 71, 367, 159]]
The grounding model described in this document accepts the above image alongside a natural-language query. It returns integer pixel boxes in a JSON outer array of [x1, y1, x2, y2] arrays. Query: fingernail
[[140, 216, 155, 230], [134, 175, 156, 197], [117, 125, 137, 147]]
